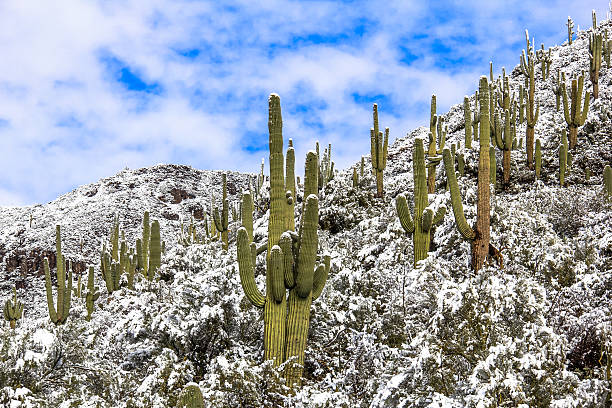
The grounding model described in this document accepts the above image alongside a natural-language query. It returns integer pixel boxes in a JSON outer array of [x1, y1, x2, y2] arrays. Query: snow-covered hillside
[[1, 19, 611, 408]]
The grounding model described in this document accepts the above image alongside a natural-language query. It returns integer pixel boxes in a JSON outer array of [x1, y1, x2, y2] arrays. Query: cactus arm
[[580, 92, 590, 125], [562, 83, 571, 125], [443, 148, 476, 240], [421, 208, 434, 232], [432, 205, 446, 225], [295, 195, 319, 298], [279, 233, 295, 289], [44, 257, 58, 323], [382, 127, 389, 169], [395, 194, 415, 234], [269, 246, 285, 303], [236, 228, 265, 308], [312, 255, 330, 301], [241, 192, 254, 243]]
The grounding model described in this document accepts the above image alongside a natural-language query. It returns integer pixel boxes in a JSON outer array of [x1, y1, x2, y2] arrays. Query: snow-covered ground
[[1, 20, 611, 408]]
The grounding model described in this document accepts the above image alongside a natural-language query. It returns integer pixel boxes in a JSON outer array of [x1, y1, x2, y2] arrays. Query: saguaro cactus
[[552, 71, 565, 112], [590, 32, 603, 99], [3, 287, 23, 329], [396, 138, 446, 267], [370, 104, 389, 197], [494, 109, 515, 188], [443, 76, 501, 272], [237, 95, 328, 388], [567, 16, 574, 45], [562, 74, 590, 150], [213, 174, 230, 251], [352, 168, 359, 188], [520, 30, 540, 170], [44, 225, 72, 325], [427, 95, 445, 193], [537, 44, 552, 81]]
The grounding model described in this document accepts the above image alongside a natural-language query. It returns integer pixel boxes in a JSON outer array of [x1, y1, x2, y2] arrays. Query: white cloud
[[0, 0, 608, 204]]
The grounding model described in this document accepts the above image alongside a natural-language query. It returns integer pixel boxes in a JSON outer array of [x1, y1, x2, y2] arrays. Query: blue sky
[[0, 0, 608, 205]]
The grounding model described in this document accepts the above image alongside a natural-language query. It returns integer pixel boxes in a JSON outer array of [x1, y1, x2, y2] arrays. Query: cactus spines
[[3, 287, 23, 329], [241, 191, 254, 243], [590, 32, 603, 99], [444, 76, 500, 272], [464, 96, 472, 149], [562, 74, 590, 150], [85, 266, 99, 321], [44, 226, 72, 325], [178, 384, 205, 408], [535, 139, 542, 179], [604, 165, 612, 198], [395, 138, 446, 267], [213, 174, 230, 251], [567, 16, 574, 45], [370, 104, 389, 198]]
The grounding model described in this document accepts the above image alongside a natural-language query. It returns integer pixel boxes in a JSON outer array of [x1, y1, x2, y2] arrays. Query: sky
[[0, 0, 608, 205]]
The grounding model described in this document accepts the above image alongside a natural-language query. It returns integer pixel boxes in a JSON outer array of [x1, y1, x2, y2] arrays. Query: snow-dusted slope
[[0, 20, 611, 408]]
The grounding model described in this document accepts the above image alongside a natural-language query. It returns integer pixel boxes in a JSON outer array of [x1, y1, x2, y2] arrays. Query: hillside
[[1, 18, 612, 408]]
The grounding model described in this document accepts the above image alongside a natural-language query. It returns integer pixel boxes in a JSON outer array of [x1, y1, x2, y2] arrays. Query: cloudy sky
[[0, 0, 608, 205]]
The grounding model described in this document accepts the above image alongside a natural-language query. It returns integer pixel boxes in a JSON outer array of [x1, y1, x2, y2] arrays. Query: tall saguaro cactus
[[562, 74, 590, 150], [590, 33, 603, 99], [396, 138, 446, 267], [44, 225, 72, 325], [241, 191, 254, 243], [370, 104, 389, 198], [443, 76, 501, 272], [520, 30, 540, 170], [237, 95, 329, 388]]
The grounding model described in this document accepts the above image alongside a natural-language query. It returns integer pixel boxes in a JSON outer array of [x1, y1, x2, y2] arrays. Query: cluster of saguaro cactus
[[44, 225, 72, 325], [213, 174, 230, 251], [370, 104, 389, 198], [589, 32, 603, 99], [179, 217, 205, 246], [427, 95, 445, 193], [237, 94, 329, 388], [3, 287, 23, 329], [444, 77, 501, 272], [520, 30, 540, 170], [562, 73, 590, 150], [178, 384, 205, 408], [396, 137, 446, 267]]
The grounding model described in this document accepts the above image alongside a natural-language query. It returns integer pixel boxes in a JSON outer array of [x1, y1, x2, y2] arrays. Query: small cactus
[[427, 95, 445, 193], [567, 16, 574, 45], [213, 174, 230, 251], [352, 167, 359, 189], [3, 287, 23, 329]]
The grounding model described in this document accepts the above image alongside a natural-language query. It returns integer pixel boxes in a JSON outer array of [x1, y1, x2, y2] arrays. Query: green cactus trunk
[[604, 165, 612, 198], [241, 191, 254, 243], [148, 220, 161, 280], [370, 104, 389, 198]]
